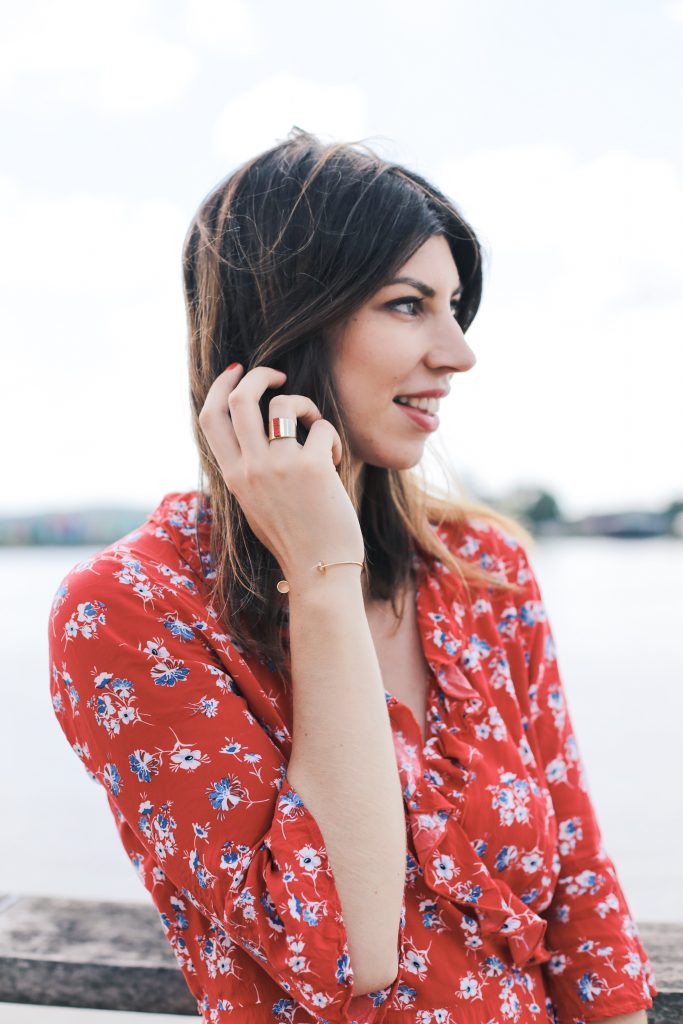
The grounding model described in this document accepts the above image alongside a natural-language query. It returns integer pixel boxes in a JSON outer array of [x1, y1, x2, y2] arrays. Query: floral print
[[48, 491, 657, 1023]]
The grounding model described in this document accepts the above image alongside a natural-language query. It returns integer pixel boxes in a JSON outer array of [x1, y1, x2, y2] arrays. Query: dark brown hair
[[182, 127, 533, 679]]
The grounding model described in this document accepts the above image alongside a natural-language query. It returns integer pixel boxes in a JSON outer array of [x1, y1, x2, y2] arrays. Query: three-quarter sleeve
[[512, 542, 658, 1023], [48, 551, 397, 1023]]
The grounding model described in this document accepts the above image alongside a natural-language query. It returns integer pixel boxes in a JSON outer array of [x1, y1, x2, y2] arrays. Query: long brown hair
[[182, 127, 534, 679]]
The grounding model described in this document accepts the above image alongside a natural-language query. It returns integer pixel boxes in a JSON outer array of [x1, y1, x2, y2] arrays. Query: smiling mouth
[[393, 399, 440, 432], [393, 396, 441, 415]]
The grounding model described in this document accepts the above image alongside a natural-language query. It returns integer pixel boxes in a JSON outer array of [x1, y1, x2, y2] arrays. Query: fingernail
[[226, 362, 241, 371]]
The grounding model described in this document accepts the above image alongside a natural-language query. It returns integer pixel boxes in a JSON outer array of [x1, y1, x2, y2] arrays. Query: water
[[0, 1007, 196, 1024], [2, 539, 682, 922]]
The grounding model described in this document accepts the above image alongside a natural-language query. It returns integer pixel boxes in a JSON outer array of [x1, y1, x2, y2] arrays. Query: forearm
[[285, 571, 405, 996]]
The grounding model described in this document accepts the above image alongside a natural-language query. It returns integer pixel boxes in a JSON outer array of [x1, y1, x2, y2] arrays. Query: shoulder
[[427, 517, 551, 666], [48, 490, 210, 649], [430, 513, 535, 589]]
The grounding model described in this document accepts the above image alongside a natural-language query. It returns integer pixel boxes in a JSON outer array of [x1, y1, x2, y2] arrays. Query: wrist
[[283, 563, 365, 605], [277, 556, 365, 595]]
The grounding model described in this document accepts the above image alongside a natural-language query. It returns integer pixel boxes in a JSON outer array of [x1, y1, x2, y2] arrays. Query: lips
[[393, 388, 450, 400], [394, 400, 440, 433], [394, 397, 440, 415]]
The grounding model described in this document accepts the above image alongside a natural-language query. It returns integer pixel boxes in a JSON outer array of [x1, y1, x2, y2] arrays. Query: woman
[[48, 128, 657, 1023]]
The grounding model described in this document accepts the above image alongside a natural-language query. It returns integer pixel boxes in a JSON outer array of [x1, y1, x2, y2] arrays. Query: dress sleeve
[[48, 551, 399, 1024], [512, 542, 658, 1024]]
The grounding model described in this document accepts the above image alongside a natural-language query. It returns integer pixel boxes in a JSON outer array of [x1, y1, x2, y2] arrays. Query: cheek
[[331, 316, 412, 405], [349, 344, 404, 395], [343, 376, 395, 416]]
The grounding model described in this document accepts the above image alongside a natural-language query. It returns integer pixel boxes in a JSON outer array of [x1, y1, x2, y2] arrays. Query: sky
[[1, 0, 681, 519]]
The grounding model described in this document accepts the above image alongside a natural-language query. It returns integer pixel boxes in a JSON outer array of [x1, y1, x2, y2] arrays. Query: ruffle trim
[[394, 568, 553, 970]]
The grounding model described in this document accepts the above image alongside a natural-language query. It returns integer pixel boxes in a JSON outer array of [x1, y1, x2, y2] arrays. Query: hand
[[198, 364, 365, 587]]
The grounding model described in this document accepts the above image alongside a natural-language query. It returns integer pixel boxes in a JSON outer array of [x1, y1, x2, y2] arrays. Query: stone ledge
[[0, 895, 196, 1014], [0, 894, 680, 1018]]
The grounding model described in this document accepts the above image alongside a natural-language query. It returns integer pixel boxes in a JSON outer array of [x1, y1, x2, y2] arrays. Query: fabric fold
[[395, 560, 553, 970], [404, 737, 552, 969]]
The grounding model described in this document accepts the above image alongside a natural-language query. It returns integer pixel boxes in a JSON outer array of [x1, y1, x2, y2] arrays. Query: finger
[[225, 365, 290, 460], [301, 416, 343, 467], [197, 363, 248, 471], [267, 393, 324, 447]]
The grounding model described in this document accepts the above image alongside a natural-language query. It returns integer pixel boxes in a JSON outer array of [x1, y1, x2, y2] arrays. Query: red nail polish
[[226, 362, 240, 371]]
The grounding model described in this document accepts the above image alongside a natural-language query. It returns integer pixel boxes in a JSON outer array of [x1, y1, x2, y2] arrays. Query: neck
[[345, 460, 366, 604], [349, 458, 365, 513]]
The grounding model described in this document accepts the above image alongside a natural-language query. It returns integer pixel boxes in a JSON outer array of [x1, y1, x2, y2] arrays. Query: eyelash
[[388, 296, 462, 319]]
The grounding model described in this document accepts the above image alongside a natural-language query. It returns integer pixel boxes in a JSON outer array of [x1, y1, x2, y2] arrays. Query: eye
[[387, 296, 463, 319], [388, 296, 421, 315]]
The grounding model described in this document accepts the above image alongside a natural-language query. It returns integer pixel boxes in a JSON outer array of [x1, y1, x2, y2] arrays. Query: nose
[[426, 312, 477, 373]]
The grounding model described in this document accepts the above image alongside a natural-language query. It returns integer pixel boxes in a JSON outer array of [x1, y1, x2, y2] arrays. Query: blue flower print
[[102, 762, 121, 796], [129, 749, 161, 782], [162, 615, 196, 642], [206, 775, 245, 818]]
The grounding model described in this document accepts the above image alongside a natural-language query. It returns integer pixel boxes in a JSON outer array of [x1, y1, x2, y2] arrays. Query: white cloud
[[665, 1, 683, 23], [180, 0, 263, 55], [212, 74, 369, 169], [0, 178, 196, 516], [435, 144, 683, 311], [0, 0, 197, 114], [0, 291, 196, 514], [0, 176, 188, 296], [431, 144, 683, 515]]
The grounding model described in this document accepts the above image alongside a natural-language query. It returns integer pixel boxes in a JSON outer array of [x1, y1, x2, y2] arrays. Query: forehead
[[393, 235, 461, 289]]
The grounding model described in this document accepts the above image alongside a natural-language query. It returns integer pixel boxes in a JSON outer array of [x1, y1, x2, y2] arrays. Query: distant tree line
[[0, 491, 682, 545]]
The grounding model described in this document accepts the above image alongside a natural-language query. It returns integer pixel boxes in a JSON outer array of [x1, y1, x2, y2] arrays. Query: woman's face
[[328, 233, 477, 483]]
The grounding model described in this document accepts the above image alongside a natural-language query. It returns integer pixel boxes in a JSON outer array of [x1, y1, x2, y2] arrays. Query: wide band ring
[[268, 416, 297, 441]]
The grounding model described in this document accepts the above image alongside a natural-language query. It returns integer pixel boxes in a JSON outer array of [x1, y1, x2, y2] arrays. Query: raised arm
[[286, 567, 406, 995], [195, 361, 407, 998]]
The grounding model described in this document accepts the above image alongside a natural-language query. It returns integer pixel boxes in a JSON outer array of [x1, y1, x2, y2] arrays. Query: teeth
[[395, 396, 439, 414]]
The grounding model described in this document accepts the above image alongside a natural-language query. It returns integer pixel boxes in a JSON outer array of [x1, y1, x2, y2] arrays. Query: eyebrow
[[385, 275, 464, 298]]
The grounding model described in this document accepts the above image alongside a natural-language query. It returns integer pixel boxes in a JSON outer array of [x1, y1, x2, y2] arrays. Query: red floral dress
[[48, 491, 658, 1023]]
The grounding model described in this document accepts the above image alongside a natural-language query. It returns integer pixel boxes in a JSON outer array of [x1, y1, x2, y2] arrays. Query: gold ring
[[268, 416, 297, 441]]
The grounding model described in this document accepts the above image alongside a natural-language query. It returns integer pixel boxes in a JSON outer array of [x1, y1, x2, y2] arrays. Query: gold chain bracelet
[[276, 559, 367, 594]]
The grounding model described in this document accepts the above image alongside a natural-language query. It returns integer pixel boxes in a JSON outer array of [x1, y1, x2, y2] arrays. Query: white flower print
[[296, 845, 322, 872], [432, 851, 457, 882], [521, 851, 543, 874], [545, 755, 569, 785], [458, 972, 482, 1000], [170, 748, 205, 771]]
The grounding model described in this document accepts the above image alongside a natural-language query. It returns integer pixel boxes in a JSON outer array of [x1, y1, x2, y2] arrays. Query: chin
[[365, 448, 425, 472]]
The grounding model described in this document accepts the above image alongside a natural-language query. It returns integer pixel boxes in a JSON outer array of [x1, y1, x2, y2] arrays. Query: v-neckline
[[370, 554, 437, 752]]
